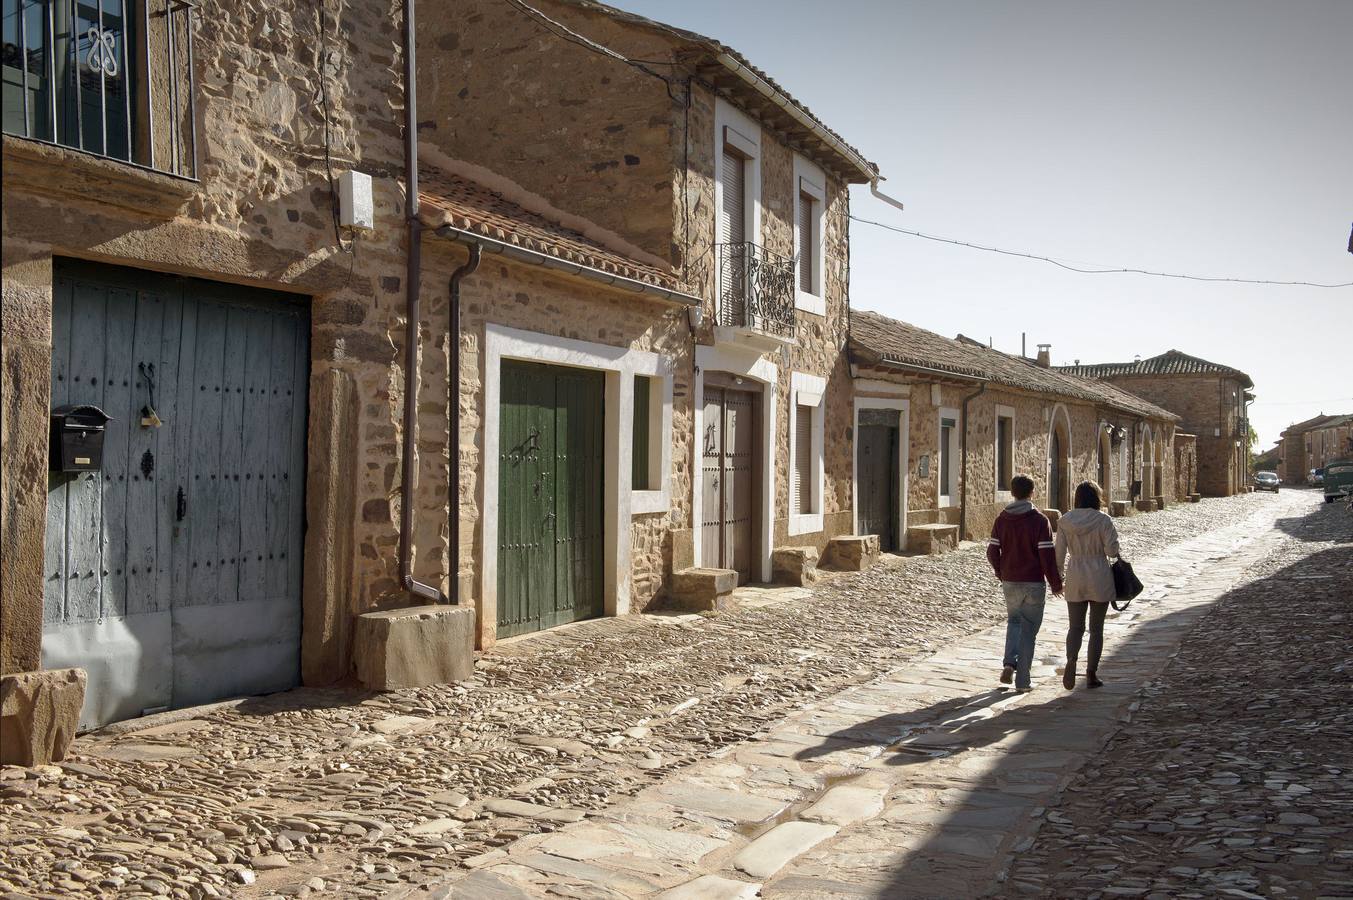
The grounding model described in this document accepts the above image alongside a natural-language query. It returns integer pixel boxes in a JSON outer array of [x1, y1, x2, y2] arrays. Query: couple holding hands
[[987, 475, 1123, 692]]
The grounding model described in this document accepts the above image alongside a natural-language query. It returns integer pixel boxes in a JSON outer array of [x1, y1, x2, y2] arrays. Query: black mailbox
[[50, 405, 112, 473]]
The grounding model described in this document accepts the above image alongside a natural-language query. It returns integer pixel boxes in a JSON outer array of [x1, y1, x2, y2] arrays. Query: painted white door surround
[[692, 343, 777, 582], [481, 324, 672, 646]]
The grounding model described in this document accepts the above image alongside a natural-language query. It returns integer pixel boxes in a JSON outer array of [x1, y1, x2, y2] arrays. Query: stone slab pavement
[[409, 492, 1319, 898]]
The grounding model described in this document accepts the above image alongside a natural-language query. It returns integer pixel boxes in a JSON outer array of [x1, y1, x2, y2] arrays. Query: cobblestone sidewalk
[[1012, 496, 1353, 898], [408, 491, 1326, 898], [0, 492, 1304, 898]]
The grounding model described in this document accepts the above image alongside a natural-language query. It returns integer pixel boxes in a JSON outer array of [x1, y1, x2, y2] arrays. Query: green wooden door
[[498, 361, 604, 638]]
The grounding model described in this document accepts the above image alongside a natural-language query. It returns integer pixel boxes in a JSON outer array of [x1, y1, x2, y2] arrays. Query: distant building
[[1058, 351, 1254, 497], [1280, 414, 1353, 483]]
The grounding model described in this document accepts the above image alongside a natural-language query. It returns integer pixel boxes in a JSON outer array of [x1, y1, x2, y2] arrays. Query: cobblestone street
[[1, 491, 1343, 898]]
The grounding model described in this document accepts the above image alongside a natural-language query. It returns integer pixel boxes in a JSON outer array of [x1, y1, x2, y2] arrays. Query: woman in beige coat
[[1054, 481, 1120, 689]]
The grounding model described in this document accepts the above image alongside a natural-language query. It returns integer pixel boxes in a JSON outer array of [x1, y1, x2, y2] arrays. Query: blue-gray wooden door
[[43, 260, 308, 729]]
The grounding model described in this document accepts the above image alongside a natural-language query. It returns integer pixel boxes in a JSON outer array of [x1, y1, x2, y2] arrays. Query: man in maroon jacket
[[987, 475, 1063, 692]]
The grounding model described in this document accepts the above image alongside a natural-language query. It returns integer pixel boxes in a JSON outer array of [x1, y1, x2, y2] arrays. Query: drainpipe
[[957, 381, 988, 542], [446, 244, 481, 605], [398, 0, 445, 604]]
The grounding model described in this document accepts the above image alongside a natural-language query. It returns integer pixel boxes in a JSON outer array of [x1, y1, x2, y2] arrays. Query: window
[[792, 403, 814, 515], [938, 408, 960, 506], [797, 191, 815, 293], [632, 375, 653, 490], [996, 410, 1014, 492], [788, 372, 825, 534], [2, 0, 197, 176], [793, 155, 826, 315]]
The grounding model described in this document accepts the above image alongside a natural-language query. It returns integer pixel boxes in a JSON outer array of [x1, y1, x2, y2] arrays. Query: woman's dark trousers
[[1066, 601, 1108, 674]]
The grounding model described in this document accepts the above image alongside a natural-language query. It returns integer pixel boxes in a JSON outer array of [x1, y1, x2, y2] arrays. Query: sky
[[613, 0, 1353, 449]]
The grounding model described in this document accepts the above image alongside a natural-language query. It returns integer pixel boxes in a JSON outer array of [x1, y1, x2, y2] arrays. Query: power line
[[851, 215, 1353, 289], [501, 0, 679, 91]]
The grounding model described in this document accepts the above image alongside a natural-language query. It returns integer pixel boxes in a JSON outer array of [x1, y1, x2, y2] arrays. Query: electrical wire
[[850, 215, 1353, 289], [501, 0, 679, 98]]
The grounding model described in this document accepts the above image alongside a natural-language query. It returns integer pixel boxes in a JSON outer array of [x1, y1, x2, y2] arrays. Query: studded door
[[43, 260, 308, 728]]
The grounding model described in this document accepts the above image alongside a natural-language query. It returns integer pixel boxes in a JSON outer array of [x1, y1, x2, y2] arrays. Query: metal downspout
[[398, 0, 445, 604], [958, 381, 988, 541], [447, 245, 482, 605]]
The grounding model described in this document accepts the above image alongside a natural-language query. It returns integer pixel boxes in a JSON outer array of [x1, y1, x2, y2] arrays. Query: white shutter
[[721, 150, 745, 245], [798, 193, 814, 294], [792, 404, 813, 515]]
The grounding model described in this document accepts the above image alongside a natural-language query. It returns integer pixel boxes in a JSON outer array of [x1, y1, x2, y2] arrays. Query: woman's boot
[[1086, 670, 1104, 689]]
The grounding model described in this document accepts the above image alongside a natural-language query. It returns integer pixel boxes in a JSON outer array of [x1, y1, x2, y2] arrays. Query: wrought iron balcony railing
[[716, 241, 797, 340], [3, 0, 197, 178]]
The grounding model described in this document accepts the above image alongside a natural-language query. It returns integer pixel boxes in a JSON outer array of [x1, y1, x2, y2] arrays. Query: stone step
[[907, 523, 958, 556], [822, 534, 880, 571], [771, 546, 819, 586], [670, 568, 738, 612]]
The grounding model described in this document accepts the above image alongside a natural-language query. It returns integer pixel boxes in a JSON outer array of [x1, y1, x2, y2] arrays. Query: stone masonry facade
[[1, 0, 1219, 754]]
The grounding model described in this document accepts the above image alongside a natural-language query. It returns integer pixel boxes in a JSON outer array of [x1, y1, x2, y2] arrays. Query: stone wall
[[895, 380, 1176, 540], [1, 0, 423, 684], [416, 0, 682, 265], [1094, 373, 1244, 496]]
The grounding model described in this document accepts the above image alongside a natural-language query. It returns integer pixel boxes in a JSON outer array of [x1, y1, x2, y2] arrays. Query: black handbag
[[1111, 559, 1143, 611]]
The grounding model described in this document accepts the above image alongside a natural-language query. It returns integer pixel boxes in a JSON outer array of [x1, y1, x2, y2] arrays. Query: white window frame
[[792, 154, 827, 316], [714, 97, 761, 251], [630, 364, 675, 515], [994, 404, 1016, 501], [788, 371, 826, 535], [938, 406, 961, 508]]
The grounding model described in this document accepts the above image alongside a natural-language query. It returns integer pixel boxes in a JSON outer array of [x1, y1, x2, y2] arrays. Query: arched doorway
[[1048, 406, 1072, 512]]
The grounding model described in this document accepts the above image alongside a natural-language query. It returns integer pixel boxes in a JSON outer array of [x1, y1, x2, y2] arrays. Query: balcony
[[3, 0, 198, 179], [715, 241, 797, 351]]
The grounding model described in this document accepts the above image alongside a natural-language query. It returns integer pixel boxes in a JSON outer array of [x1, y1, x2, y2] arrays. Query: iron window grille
[[2, 0, 197, 177], [715, 241, 796, 339]]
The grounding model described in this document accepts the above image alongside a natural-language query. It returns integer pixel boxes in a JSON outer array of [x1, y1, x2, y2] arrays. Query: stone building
[[1279, 413, 1353, 483], [848, 312, 1180, 548], [0, 0, 885, 749], [1058, 350, 1254, 497], [419, 0, 882, 638], [0, 0, 465, 753]]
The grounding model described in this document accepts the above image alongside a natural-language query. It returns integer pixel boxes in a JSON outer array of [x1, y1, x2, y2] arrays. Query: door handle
[[543, 511, 556, 528], [176, 486, 186, 521]]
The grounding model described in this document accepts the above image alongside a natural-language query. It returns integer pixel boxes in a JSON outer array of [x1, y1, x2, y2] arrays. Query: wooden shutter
[[721, 150, 745, 245], [792, 404, 813, 515], [798, 193, 815, 294], [632, 375, 650, 490]]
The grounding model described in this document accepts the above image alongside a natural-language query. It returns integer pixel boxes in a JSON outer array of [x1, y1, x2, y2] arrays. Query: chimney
[[1036, 343, 1051, 368]]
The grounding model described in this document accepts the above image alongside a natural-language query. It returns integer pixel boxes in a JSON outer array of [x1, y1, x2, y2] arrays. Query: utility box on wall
[[339, 171, 375, 231], [49, 405, 112, 472]]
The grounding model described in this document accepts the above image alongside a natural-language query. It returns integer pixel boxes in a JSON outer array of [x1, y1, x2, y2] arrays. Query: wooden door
[[857, 417, 899, 551], [43, 260, 308, 728], [701, 384, 757, 583], [497, 361, 604, 638]]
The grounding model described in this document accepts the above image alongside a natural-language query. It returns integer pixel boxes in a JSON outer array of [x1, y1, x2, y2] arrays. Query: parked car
[[1324, 460, 1353, 503], [1254, 471, 1280, 492], [1310, 468, 1324, 486]]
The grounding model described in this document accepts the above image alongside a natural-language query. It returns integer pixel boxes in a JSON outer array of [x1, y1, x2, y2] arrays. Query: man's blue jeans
[[1001, 582, 1046, 689]]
